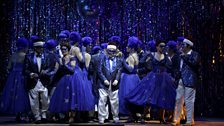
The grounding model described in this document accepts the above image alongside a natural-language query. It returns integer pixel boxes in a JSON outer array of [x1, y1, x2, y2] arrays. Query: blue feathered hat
[[167, 40, 177, 52], [101, 43, 108, 49], [177, 36, 185, 42], [30, 35, 39, 42], [61, 30, 70, 38], [17, 37, 29, 49], [45, 39, 57, 51], [109, 36, 121, 46], [58, 33, 68, 39], [147, 40, 157, 52], [81, 37, 93, 47], [70, 31, 81, 45], [92, 45, 101, 55], [128, 36, 139, 50]]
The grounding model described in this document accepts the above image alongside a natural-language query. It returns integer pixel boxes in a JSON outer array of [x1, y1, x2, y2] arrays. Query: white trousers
[[98, 88, 119, 122], [95, 103, 109, 119], [29, 80, 49, 121], [173, 79, 196, 124]]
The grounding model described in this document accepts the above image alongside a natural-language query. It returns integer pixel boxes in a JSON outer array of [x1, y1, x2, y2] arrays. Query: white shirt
[[109, 58, 116, 71], [109, 59, 113, 71], [36, 56, 41, 72], [35, 54, 46, 91]]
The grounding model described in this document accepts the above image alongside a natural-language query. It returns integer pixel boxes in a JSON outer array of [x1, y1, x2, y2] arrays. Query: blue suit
[[173, 50, 201, 125], [23, 52, 52, 121], [23, 53, 51, 90], [181, 50, 200, 88], [98, 54, 123, 91], [97, 53, 123, 123]]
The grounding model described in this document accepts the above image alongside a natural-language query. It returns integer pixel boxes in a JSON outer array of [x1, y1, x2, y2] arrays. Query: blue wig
[[70, 31, 81, 45], [167, 40, 177, 52], [128, 36, 139, 50], [109, 36, 121, 45], [45, 39, 57, 51], [81, 37, 93, 47], [17, 37, 29, 50]]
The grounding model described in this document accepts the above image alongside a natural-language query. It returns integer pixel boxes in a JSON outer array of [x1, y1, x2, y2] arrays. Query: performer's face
[[180, 43, 190, 53], [86, 44, 92, 53], [157, 43, 165, 53], [34, 46, 43, 54], [167, 46, 174, 56], [61, 46, 69, 56], [107, 48, 116, 57]]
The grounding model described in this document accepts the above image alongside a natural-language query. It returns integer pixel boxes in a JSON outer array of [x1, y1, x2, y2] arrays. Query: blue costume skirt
[[0, 70, 30, 114], [125, 71, 176, 110], [49, 75, 73, 113], [70, 67, 95, 111], [119, 73, 140, 115]]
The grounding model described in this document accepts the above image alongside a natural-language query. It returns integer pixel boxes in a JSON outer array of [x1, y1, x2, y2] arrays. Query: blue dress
[[119, 65, 140, 115], [125, 55, 176, 110], [70, 61, 95, 111], [49, 57, 75, 113], [0, 61, 30, 114]]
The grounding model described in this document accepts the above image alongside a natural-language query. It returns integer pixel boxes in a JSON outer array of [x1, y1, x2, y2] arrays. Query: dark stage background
[[0, 0, 224, 118]]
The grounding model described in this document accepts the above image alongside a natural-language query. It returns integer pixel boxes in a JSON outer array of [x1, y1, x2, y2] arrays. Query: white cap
[[183, 39, 193, 47], [107, 45, 117, 50], [33, 41, 45, 47]]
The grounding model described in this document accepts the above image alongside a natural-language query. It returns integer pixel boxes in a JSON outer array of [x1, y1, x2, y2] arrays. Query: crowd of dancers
[[0, 30, 201, 126]]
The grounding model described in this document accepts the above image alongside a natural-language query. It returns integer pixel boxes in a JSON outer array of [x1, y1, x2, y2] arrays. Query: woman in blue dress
[[119, 36, 140, 117], [125, 40, 176, 123], [69, 37, 95, 122], [48, 42, 76, 122], [0, 38, 30, 122]]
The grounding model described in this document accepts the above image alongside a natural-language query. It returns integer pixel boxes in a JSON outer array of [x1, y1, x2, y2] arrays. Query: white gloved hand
[[104, 80, 110, 86], [112, 80, 118, 86]]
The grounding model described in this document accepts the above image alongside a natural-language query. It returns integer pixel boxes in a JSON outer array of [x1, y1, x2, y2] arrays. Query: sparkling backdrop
[[0, 0, 224, 117]]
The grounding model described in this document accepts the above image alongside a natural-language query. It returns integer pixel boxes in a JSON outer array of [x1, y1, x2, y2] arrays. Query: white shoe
[[99, 120, 104, 124], [113, 119, 119, 123]]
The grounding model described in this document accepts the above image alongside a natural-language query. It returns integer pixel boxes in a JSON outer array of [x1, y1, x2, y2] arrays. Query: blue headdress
[[109, 36, 121, 46], [17, 37, 29, 50], [100, 43, 108, 49], [92, 45, 101, 55], [177, 36, 185, 42], [166, 40, 177, 52], [61, 30, 70, 38], [70, 31, 81, 45], [128, 36, 139, 50], [45, 39, 57, 51], [147, 40, 157, 52], [30, 35, 39, 42], [58, 33, 67, 39], [81, 37, 93, 47]]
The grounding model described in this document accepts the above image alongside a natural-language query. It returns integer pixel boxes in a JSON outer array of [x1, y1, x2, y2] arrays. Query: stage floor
[[0, 116, 224, 126]]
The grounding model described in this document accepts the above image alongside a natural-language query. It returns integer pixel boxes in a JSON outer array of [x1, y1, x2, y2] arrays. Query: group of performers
[[0, 30, 201, 126]]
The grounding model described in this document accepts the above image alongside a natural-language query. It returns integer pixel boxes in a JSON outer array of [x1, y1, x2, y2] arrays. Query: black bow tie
[[109, 57, 115, 60], [36, 54, 42, 57]]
